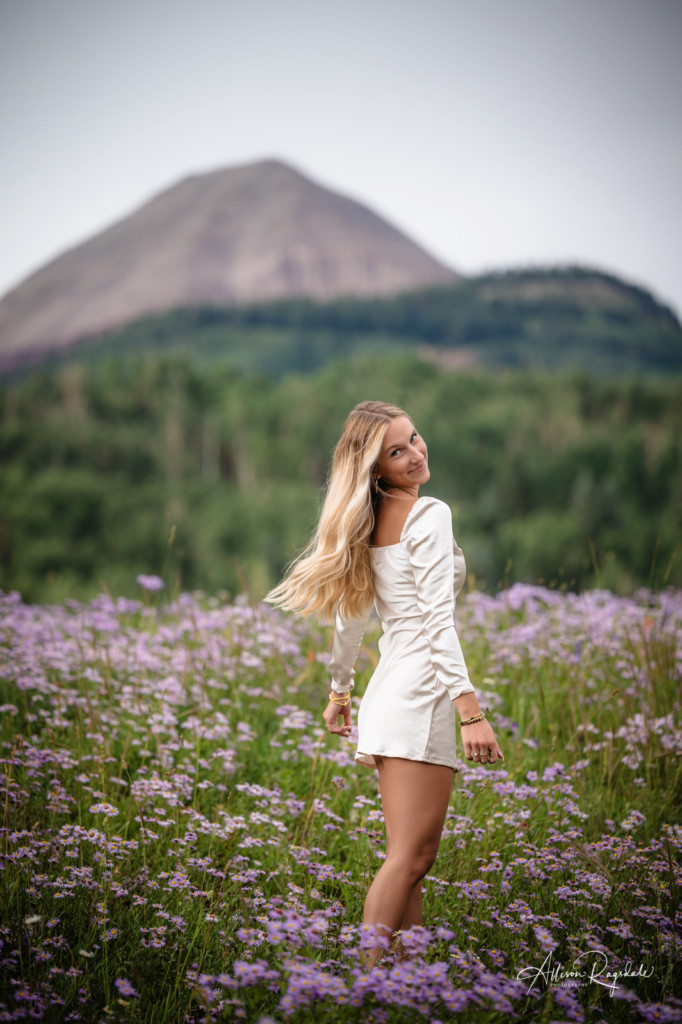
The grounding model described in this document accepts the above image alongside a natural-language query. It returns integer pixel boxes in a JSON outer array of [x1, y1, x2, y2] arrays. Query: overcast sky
[[1, 0, 681, 316]]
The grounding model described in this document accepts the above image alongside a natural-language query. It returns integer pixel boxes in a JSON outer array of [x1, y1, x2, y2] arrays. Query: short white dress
[[328, 495, 476, 772]]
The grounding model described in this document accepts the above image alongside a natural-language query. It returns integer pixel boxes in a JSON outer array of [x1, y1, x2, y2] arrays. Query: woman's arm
[[327, 608, 370, 693], [323, 606, 371, 737], [407, 500, 476, 701]]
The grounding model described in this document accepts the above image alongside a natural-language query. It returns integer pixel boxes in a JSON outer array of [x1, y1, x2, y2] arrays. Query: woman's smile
[[376, 416, 430, 492]]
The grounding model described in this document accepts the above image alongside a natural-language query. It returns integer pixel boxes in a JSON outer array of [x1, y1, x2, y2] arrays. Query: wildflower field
[[0, 580, 680, 1023]]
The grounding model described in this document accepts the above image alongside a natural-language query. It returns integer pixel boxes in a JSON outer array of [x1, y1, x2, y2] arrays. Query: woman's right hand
[[323, 694, 352, 737]]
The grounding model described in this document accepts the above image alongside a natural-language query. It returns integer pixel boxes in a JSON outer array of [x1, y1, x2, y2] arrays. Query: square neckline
[[370, 494, 430, 551]]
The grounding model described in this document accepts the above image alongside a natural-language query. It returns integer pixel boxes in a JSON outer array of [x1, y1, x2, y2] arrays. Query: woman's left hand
[[461, 720, 504, 764]]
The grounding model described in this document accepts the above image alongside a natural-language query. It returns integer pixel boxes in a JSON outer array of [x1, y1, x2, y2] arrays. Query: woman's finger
[[467, 746, 504, 764]]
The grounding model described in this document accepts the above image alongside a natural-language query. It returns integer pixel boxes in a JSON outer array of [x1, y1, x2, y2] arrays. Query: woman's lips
[[409, 461, 427, 474]]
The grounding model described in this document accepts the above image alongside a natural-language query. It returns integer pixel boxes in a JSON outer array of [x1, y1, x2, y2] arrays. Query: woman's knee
[[413, 845, 439, 880], [388, 844, 439, 885]]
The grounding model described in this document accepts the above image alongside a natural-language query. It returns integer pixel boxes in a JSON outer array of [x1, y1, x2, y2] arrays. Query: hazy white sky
[[1, 0, 681, 315]]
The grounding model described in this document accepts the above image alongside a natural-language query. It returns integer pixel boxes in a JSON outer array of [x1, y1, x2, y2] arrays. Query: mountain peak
[[0, 159, 456, 365]]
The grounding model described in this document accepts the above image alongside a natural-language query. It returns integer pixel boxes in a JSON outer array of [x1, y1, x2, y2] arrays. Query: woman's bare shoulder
[[372, 494, 422, 547]]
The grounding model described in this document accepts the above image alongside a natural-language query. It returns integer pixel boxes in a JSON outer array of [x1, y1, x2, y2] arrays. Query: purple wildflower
[[136, 574, 165, 592], [114, 978, 139, 997], [88, 802, 119, 817]]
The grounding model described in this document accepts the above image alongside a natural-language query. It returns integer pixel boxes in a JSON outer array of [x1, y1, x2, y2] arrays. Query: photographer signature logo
[[517, 950, 654, 996]]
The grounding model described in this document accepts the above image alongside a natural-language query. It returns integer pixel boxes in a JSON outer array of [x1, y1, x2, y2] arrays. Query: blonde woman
[[267, 400, 503, 962]]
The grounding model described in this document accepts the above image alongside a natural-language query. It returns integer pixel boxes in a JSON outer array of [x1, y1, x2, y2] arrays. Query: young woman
[[267, 400, 503, 962]]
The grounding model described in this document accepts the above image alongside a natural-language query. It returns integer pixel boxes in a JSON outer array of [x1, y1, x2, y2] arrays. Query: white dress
[[328, 495, 476, 772]]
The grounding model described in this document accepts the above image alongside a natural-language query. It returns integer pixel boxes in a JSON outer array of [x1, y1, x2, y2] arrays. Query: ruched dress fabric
[[328, 496, 476, 771]]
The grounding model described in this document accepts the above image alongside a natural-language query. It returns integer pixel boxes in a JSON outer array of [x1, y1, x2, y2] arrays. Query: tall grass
[[0, 580, 680, 1022]]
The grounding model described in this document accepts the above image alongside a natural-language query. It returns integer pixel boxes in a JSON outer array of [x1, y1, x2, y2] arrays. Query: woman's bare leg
[[383, 810, 424, 931], [362, 757, 453, 964], [401, 882, 423, 930]]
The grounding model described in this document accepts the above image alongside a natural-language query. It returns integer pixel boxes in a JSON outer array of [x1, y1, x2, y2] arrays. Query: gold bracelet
[[329, 692, 350, 706], [460, 712, 486, 727]]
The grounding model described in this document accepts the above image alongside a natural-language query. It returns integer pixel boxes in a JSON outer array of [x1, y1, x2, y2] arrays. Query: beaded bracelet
[[459, 712, 486, 727]]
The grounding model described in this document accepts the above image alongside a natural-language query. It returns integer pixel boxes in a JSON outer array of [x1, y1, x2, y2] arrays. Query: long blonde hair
[[266, 400, 409, 622]]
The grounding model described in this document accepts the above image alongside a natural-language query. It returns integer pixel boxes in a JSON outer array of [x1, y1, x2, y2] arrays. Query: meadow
[[0, 577, 680, 1023]]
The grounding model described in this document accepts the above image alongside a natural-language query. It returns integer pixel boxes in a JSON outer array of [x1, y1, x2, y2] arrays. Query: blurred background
[[1, 0, 681, 603]]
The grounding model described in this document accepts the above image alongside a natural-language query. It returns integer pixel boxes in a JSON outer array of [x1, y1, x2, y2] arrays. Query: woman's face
[[375, 416, 430, 493]]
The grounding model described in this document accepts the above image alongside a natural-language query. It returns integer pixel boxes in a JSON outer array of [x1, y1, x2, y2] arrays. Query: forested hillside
[[6, 266, 681, 379], [1, 352, 680, 603]]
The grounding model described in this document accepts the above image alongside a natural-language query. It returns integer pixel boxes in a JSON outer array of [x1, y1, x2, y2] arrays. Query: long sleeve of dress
[[327, 604, 372, 693], [405, 499, 476, 701]]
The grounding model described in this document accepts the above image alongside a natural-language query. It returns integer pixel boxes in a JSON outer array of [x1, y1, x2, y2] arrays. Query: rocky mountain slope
[[0, 159, 456, 366]]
